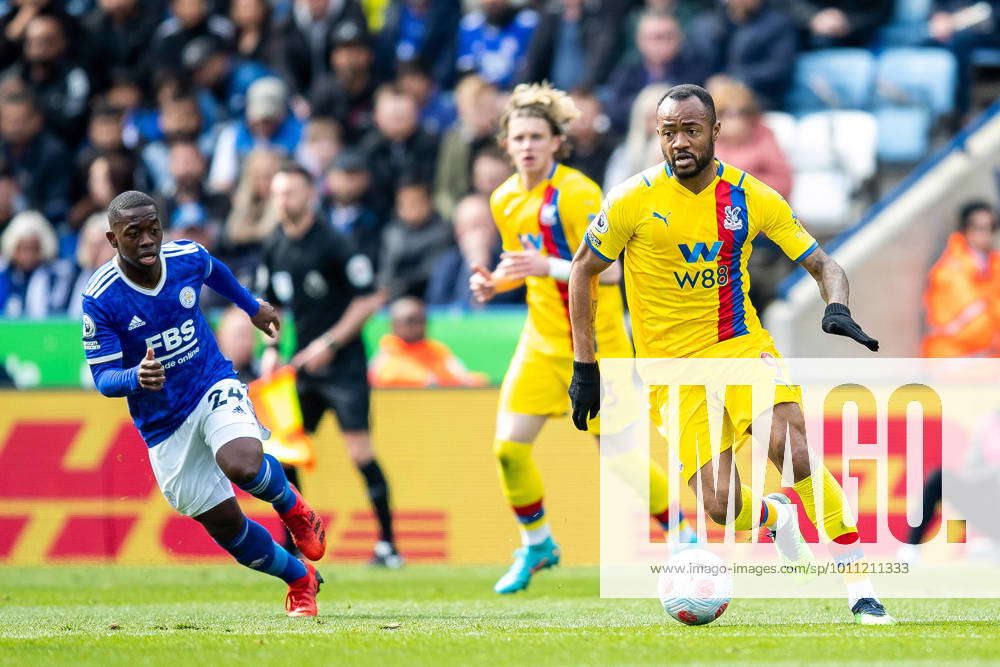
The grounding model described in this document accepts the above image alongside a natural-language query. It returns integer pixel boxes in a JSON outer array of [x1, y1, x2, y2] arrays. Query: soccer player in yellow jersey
[[568, 84, 894, 625], [470, 83, 695, 594]]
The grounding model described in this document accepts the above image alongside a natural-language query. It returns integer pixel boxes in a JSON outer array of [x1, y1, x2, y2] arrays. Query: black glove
[[568, 361, 600, 431], [821, 303, 879, 351]]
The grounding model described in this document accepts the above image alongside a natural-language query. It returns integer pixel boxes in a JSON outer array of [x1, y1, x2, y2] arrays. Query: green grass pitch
[[1, 565, 998, 666]]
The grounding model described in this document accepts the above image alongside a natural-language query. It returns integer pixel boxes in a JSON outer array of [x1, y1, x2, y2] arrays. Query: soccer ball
[[657, 548, 733, 626]]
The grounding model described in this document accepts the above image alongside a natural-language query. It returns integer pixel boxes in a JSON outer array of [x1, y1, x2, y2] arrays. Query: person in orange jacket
[[369, 296, 489, 388], [923, 201, 1000, 357]]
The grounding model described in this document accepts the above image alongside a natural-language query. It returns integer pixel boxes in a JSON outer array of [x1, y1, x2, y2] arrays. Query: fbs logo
[[145, 319, 196, 353], [678, 241, 723, 263]]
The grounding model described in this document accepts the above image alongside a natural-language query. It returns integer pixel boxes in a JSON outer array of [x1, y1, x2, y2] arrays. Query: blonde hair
[[497, 82, 580, 161], [1, 210, 57, 263], [706, 75, 759, 118]]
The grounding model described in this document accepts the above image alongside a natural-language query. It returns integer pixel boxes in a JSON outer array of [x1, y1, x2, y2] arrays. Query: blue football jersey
[[81, 240, 237, 446]]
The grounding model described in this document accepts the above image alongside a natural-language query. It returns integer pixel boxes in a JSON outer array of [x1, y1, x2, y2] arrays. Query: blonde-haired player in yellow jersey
[[470, 82, 695, 594], [569, 84, 895, 625]]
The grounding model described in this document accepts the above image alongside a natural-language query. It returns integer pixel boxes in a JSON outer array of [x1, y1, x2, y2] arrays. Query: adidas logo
[[232, 405, 246, 415], [127, 315, 146, 331]]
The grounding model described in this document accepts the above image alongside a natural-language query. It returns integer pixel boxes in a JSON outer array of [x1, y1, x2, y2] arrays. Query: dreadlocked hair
[[497, 82, 580, 161]]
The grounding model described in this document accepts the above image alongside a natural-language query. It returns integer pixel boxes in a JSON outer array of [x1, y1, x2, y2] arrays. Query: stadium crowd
[[0, 0, 997, 319]]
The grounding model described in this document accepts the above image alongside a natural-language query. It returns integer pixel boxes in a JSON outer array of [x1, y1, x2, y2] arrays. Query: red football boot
[[278, 485, 327, 561], [285, 561, 323, 617]]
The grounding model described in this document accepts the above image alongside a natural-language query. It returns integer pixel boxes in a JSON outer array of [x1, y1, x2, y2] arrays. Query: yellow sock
[[793, 467, 858, 543], [493, 439, 547, 532], [733, 485, 779, 530]]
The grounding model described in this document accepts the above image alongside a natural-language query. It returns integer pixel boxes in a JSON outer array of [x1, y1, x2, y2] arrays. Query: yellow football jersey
[[586, 160, 818, 358], [491, 163, 630, 358]]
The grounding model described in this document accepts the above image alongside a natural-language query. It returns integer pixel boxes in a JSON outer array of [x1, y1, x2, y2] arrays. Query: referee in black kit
[[258, 163, 401, 568]]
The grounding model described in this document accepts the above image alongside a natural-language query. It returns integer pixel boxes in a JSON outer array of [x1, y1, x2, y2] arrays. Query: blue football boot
[[494, 536, 561, 594]]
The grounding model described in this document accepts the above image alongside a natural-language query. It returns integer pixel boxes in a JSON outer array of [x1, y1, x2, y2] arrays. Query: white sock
[[521, 522, 552, 547], [847, 578, 877, 609]]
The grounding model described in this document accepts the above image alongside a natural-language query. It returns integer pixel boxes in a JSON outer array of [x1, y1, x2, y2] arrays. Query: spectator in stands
[[395, 59, 455, 137], [518, 0, 617, 91], [230, 0, 277, 63], [169, 199, 218, 252], [603, 83, 669, 192], [209, 76, 304, 193], [922, 202, 1000, 357], [0, 161, 25, 235], [604, 10, 708, 133], [162, 140, 230, 228], [565, 90, 615, 186], [377, 176, 451, 300], [298, 116, 342, 184], [689, 0, 797, 110], [782, 0, 892, 48], [182, 35, 273, 121], [359, 84, 437, 217], [0, 92, 70, 226], [3, 15, 91, 146], [216, 304, 260, 383], [65, 211, 115, 317], [434, 74, 499, 220], [0, 0, 81, 72], [0, 209, 70, 317], [375, 0, 461, 84], [470, 145, 513, 199], [928, 1, 1000, 115], [709, 76, 792, 198], [615, 0, 708, 66], [273, 0, 368, 95], [369, 295, 488, 387], [84, 0, 163, 87], [455, 0, 538, 89], [151, 0, 234, 71], [70, 101, 142, 212], [426, 192, 523, 309], [68, 152, 135, 230], [223, 147, 281, 248], [323, 149, 382, 264], [308, 20, 376, 145]]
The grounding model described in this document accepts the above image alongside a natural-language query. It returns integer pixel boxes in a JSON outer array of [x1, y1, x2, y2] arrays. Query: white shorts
[[148, 377, 268, 517]]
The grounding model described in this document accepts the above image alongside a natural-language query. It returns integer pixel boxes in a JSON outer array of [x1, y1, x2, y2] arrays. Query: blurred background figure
[[518, 0, 617, 92], [307, 20, 376, 145], [604, 10, 707, 133], [375, 0, 461, 85], [708, 76, 793, 199], [216, 303, 261, 383], [469, 145, 513, 199], [324, 149, 382, 264], [434, 74, 498, 219], [455, 0, 537, 89], [565, 90, 615, 186], [0, 209, 69, 317], [603, 83, 669, 191], [221, 147, 281, 281], [782, 0, 892, 48], [369, 295, 487, 387], [688, 0, 797, 110], [928, 0, 1000, 116], [64, 211, 116, 318], [378, 176, 451, 301], [297, 116, 343, 182], [922, 201, 1000, 357]]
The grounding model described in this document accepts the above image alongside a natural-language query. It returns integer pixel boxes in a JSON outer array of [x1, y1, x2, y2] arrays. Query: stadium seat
[[785, 49, 876, 114], [876, 47, 958, 118], [790, 111, 878, 187], [762, 111, 797, 159], [873, 47, 956, 162], [790, 169, 853, 234], [874, 106, 933, 163]]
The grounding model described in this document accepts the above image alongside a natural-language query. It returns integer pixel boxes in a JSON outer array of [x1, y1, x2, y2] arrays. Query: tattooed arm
[[569, 241, 613, 363]]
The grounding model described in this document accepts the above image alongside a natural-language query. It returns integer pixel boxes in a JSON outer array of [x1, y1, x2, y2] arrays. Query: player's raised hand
[[821, 303, 879, 351], [498, 250, 549, 280], [138, 348, 165, 391], [251, 298, 281, 337], [469, 265, 496, 303]]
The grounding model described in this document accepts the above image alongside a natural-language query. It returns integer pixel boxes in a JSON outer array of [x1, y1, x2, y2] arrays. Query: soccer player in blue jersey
[[81, 191, 326, 617]]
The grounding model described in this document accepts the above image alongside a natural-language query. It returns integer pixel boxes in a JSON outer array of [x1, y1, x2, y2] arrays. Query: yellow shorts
[[498, 342, 633, 434], [648, 332, 802, 482]]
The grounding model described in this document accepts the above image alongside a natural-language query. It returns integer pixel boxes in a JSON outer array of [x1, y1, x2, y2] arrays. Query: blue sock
[[238, 454, 296, 514], [218, 517, 306, 583]]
